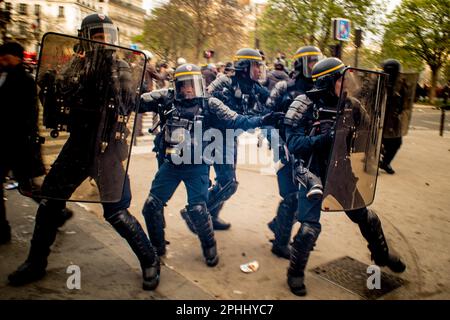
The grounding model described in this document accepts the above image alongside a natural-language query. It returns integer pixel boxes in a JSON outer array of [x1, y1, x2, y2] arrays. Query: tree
[[382, 0, 450, 102], [137, 2, 195, 62], [257, 0, 386, 61], [137, 0, 246, 64]]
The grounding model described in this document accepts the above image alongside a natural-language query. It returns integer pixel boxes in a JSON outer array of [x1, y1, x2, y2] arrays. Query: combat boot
[[287, 223, 320, 296], [187, 204, 219, 267], [107, 209, 160, 290]]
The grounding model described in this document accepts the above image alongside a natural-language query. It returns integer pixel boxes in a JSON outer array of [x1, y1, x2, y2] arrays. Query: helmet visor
[[249, 60, 266, 82], [302, 54, 324, 78], [85, 24, 119, 46], [175, 74, 205, 100]]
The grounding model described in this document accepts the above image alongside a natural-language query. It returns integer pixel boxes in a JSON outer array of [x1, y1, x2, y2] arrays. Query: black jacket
[[0, 63, 44, 181]]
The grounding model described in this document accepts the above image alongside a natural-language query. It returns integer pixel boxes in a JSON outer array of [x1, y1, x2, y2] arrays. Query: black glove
[[261, 112, 285, 126]]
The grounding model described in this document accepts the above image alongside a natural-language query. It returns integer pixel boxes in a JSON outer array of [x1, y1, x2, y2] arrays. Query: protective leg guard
[[56, 207, 74, 228], [207, 180, 238, 231], [180, 206, 198, 235], [268, 192, 297, 259], [187, 204, 219, 267], [8, 200, 62, 286], [350, 209, 406, 273], [287, 223, 321, 296], [107, 209, 160, 291], [142, 194, 166, 256]]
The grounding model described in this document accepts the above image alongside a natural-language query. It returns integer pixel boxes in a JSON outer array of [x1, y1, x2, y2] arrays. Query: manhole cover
[[312, 256, 405, 299]]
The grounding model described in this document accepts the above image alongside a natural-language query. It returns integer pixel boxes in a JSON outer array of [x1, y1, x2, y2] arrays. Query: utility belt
[[164, 115, 204, 158]]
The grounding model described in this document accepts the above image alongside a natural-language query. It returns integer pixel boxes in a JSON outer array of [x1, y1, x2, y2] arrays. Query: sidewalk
[[0, 191, 213, 300]]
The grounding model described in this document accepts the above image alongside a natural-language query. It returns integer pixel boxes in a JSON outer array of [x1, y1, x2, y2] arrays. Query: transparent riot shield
[[322, 68, 387, 211], [21, 32, 146, 203], [398, 73, 419, 136]]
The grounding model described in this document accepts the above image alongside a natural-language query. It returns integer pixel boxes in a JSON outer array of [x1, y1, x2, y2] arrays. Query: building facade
[[0, 0, 146, 52]]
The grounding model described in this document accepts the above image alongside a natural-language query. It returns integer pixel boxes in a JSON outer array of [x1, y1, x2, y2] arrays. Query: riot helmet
[[174, 63, 206, 101], [78, 13, 119, 46], [292, 46, 323, 79], [381, 59, 401, 88], [308, 57, 346, 98], [233, 48, 266, 82], [177, 57, 187, 66]]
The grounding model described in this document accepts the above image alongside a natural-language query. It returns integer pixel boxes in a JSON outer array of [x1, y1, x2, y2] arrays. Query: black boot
[[56, 208, 74, 228], [187, 204, 219, 267], [287, 223, 321, 296], [0, 189, 11, 244], [268, 193, 296, 259], [352, 209, 406, 273], [379, 161, 395, 174], [0, 221, 11, 244], [142, 195, 166, 256], [8, 200, 61, 286], [107, 209, 160, 291]]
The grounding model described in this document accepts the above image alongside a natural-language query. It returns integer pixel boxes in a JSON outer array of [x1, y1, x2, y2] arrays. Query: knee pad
[[208, 180, 238, 208], [293, 223, 321, 251], [142, 194, 164, 217], [186, 203, 208, 223]]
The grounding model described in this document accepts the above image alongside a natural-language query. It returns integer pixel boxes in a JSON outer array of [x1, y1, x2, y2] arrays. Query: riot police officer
[[284, 57, 406, 296], [265, 46, 323, 259], [8, 14, 160, 291], [204, 48, 270, 230], [140, 63, 280, 266]]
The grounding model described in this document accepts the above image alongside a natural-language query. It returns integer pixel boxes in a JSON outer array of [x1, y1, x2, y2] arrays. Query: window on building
[[5, 3, 12, 12], [58, 6, 65, 18], [18, 3, 28, 15], [99, 0, 104, 3], [34, 4, 41, 16]]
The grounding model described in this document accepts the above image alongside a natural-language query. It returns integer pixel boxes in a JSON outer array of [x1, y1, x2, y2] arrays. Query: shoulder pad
[[208, 97, 238, 121], [207, 76, 232, 94], [266, 80, 288, 110], [141, 88, 170, 103], [273, 80, 288, 96], [284, 94, 312, 127]]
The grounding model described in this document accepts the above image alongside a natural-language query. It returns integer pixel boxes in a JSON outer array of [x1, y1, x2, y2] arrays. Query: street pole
[[354, 28, 362, 68], [439, 108, 445, 137]]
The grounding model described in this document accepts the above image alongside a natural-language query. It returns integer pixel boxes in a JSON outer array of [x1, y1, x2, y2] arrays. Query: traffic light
[[203, 50, 214, 59]]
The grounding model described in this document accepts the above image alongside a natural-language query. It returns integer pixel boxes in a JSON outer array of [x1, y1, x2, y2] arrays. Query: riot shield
[[322, 68, 387, 212], [21, 32, 146, 203], [398, 73, 418, 136]]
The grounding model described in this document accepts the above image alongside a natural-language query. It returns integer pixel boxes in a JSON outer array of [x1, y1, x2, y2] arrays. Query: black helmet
[[381, 59, 401, 87], [233, 48, 266, 82], [78, 13, 119, 46], [292, 45, 323, 79], [173, 63, 206, 101], [309, 57, 346, 97]]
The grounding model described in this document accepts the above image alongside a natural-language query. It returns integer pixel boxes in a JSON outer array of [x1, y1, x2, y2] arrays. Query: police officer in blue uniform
[[205, 48, 270, 230], [284, 57, 406, 296], [265, 46, 323, 259], [140, 63, 281, 267]]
